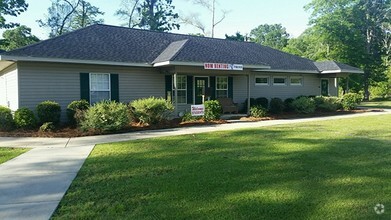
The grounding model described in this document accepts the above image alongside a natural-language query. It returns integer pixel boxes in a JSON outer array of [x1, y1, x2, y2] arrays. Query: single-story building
[[0, 24, 363, 121]]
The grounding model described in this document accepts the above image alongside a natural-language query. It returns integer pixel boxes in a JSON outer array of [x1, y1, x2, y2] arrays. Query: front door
[[195, 77, 208, 104], [321, 79, 329, 96]]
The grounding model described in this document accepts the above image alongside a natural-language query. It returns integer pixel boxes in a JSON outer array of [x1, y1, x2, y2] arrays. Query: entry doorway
[[321, 79, 329, 96], [194, 77, 208, 104]]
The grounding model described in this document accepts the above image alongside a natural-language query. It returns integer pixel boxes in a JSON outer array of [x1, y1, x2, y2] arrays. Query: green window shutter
[[80, 73, 90, 103], [209, 76, 216, 100], [165, 75, 172, 101], [110, 74, 119, 102], [187, 76, 193, 104], [228, 76, 234, 99]]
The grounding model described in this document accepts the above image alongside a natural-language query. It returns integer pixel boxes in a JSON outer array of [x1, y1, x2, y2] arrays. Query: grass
[[360, 101, 391, 109], [53, 115, 391, 219], [0, 148, 28, 164]]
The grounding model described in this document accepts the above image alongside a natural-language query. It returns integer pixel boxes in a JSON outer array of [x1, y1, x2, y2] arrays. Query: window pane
[[256, 77, 268, 84], [273, 77, 286, 84], [217, 77, 228, 89], [217, 90, 228, 98], [177, 90, 187, 104], [91, 74, 110, 91], [291, 78, 302, 85], [91, 91, 110, 104], [174, 76, 187, 90]]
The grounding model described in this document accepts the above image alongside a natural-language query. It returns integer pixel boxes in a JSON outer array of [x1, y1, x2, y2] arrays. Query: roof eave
[[254, 69, 319, 74], [0, 55, 153, 68], [321, 69, 364, 74]]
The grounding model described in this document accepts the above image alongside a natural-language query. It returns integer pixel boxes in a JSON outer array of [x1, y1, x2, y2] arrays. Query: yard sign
[[191, 105, 205, 116]]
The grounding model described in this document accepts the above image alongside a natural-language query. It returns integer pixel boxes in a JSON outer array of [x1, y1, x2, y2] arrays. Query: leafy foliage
[[250, 105, 268, 118], [291, 97, 316, 114], [284, 98, 295, 112], [250, 24, 290, 50], [130, 97, 174, 125], [81, 100, 130, 131], [181, 112, 201, 122], [0, 0, 28, 29], [225, 32, 248, 41], [14, 107, 37, 129], [204, 100, 222, 121], [39, 122, 56, 132], [137, 0, 180, 32], [315, 96, 341, 112], [255, 97, 269, 109], [269, 98, 284, 114], [0, 25, 39, 51], [340, 93, 362, 110], [66, 100, 90, 125], [0, 106, 14, 131], [38, 0, 104, 37]]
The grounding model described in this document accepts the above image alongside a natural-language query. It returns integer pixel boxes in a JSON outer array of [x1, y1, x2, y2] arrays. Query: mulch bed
[[0, 109, 380, 138]]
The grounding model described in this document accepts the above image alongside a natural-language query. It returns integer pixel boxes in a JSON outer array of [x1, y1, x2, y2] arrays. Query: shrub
[[317, 97, 341, 112], [291, 97, 316, 114], [130, 97, 174, 125], [250, 105, 268, 118], [81, 100, 130, 132], [181, 112, 202, 122], [14, 108, 37, 129], [0, 106, 14, 131], [204, 100, 222, 121], [67, 100, 90, 125], [255, 97, 269, 109], [36, 101, 61, 125], [313, 96, 326, 107], [284, 98, 295, 112], [269, 98, 284, 114], [243, 98, 256, 113], [340, 93, 362, 110], [39, 122, 55, 132]]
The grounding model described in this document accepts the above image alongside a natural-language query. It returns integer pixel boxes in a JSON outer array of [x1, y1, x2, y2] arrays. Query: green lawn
[[53, 115, 391, 219], [0, 148, 28, 164], [360, 101, 391, 109]]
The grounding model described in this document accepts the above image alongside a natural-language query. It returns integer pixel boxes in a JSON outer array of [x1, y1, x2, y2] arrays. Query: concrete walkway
[[0, 109, 390, 220]]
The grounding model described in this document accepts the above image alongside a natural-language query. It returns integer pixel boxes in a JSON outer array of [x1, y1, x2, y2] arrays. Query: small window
[[273, 77, 287, 86], [255, 76, 269, 85], [173, 75, 187, 104], [290, 77, 303, 86], [216, 76, 228, 98], [90, 73, 110, 104]]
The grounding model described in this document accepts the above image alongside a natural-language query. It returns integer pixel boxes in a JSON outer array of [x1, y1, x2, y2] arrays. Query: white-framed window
[[273, 76, 287, 86], [255, 76, 269, 86], [216, 76, 228, 98], [173, 75, 187, 104], [290, 76, 303, 86], [90, 73, 110, 104]]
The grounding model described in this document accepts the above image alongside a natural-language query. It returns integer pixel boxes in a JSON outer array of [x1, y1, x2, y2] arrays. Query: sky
[[2, 0, 314, 40]]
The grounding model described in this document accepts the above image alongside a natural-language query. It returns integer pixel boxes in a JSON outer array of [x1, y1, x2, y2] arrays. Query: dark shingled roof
[[2, 24, 360, 73], [314, 61, 363, 73]]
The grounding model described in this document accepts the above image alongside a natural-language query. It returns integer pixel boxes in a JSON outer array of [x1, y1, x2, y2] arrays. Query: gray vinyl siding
[[0, 64, 19, 111], [17, 62, 163, 122]]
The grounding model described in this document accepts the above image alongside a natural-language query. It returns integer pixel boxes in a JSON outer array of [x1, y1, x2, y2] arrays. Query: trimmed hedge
[[255, 97, 269, 109], [67, 100, 90, 125], [36, 101, 61, 125], [0, 106, 14, 131], [250, 105, 268, 118], [340, 93, 362, 110], [291, 97, 316, 114], [14, 108, 37, 129], [269, 98, 284, 114]]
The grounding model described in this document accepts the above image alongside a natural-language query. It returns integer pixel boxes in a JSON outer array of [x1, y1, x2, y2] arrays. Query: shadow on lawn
[[53, 127, 391, 219]]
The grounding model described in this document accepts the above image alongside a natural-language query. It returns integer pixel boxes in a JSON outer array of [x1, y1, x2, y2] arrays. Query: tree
[[0, 0, 28, 29], [38, 0, 104, 38], [306, 0, 390, 99], [72, 0, 104, 29], [0, 25, 39, 51], [115, 0, 142, 28], [225, 32, 249, 42], [250, 24, 290, 50], [137, 0, 180, 31], [181, 0, 228, 37]]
